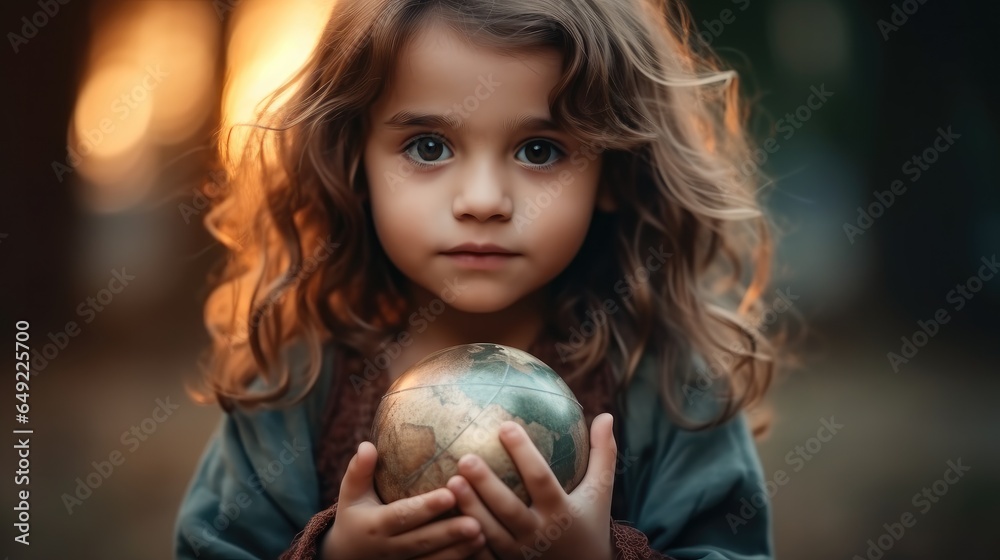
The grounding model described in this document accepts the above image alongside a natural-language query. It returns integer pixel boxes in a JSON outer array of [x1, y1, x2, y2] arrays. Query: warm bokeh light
[[131, 1, 218, 144], [70, 0, 219, 213], [72, 61, 155, 161], [222, 0, 336, 159]]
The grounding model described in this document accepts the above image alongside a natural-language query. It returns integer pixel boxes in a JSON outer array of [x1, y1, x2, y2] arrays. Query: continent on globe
[[370, 343, 590, 505]]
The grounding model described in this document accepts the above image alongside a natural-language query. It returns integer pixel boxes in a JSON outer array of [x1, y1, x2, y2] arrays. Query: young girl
[[174, 0, 779, 558]]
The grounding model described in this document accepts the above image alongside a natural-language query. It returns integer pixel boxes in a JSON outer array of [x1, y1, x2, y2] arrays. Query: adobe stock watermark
[[694, 0, 751, 47], [727, 416, 843, 533], [7, 0, 72, 54], [877, 0, 931, 41], [161, 143, 232, 259], [181, 437, 308, 556], [184, 228, 252, 263], [684, 287, 799, 403], [441, 73, 501, 127], [735, 84, 834, 184], [742, 287, 799, 333], [349, 278, 469, 392], [554, 245, 672, 362], [29, 267, 136, 374], [887, 254, 997, 372], [851, 458, 970, 559], [228, 235, 340, 346], [61, 396, 181, 514], [844, 126, 959, 244], [52, 64, 170, 182], [684, 340, 741, 404], [178, 168, 228, 225], [383, 73, 501, 193], [518, 446, 640, 559]]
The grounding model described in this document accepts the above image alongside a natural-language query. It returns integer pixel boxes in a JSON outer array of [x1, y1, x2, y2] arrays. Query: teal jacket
[[173, 344, 773, 559]]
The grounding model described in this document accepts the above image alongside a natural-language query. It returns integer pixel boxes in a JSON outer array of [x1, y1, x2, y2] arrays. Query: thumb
[[577, 413, 617, 503], [338, 441, 379, 506]]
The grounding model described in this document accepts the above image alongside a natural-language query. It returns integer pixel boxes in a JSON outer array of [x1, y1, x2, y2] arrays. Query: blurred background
[[1, 0, 997, 558]]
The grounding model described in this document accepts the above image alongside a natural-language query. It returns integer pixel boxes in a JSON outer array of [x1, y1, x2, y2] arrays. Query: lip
[[441, 243, 518, 255], [440, 243, 520, 270]]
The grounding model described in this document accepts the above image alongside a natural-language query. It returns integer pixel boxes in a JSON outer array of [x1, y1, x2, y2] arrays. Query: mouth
[[441, 243, 519, 256], [441, 243, 520, 269]]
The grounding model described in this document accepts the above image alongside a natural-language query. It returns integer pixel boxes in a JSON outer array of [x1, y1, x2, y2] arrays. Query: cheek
[[524, 184, 597, 259], [372, 185, 438, 236], [364, 154, 432, 272], [370, 198, 427, 267], [537, 204, 592, 244], [365, 151, 415, 261]]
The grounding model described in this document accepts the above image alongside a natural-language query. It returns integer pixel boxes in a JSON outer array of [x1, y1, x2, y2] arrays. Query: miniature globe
[[371, 343, 589, 505]]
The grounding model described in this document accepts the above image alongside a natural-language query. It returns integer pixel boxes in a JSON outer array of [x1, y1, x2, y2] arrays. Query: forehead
[[370, 19, 564, 127]]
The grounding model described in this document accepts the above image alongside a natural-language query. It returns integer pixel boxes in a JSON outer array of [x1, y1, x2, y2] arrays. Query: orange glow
[[72, 61, 154, 161], [222, 0, 336, 159], [70, 0, 219, 213], [69, 0, 336, 212], [130, 1, 218, 144]]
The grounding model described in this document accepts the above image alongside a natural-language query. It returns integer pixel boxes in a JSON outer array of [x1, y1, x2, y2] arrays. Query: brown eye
[[416, 137, 443, 160], [405, 135, 452, 164], [517, 140, 562, 167]]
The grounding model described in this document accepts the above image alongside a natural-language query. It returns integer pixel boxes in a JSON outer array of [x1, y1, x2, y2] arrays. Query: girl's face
[[363, 20, 607, 314]]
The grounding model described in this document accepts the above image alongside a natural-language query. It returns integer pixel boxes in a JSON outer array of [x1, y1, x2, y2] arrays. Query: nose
[[452, 157, 513, 222]]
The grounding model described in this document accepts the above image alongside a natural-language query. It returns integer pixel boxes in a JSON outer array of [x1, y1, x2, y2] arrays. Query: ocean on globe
[[370, 343, 589, 506]]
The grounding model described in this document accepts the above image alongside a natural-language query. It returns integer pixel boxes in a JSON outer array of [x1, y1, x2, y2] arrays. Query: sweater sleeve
[[173, 405, 327, 559], [173, 344, 338, 559], [280, 502, 339, 560], [613, 356, 774, 560], [611, 521, 674, 559]]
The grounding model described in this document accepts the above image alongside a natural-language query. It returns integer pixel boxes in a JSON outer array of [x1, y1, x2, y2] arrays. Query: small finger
[[383, 487, 457, 534], [498, 421, 565, 507], [457, 453, 535, 537], [447, 475, 515, 550], [411, 533, 486, 560], [393, 515, 482, 558]]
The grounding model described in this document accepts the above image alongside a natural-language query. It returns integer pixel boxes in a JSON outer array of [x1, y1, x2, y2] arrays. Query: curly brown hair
[[188, 0, 781, 435]]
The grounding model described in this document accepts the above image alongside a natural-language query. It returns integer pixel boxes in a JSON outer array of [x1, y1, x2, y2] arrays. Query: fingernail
[[501, 422, 517, 436], [459, 455, 479, 469]]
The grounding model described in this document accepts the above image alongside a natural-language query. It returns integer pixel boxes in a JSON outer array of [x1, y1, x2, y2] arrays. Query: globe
[[370, 342, 589, 506]]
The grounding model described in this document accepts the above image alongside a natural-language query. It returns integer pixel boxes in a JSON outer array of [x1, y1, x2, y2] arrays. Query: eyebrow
[[383, 111, 562, 134]]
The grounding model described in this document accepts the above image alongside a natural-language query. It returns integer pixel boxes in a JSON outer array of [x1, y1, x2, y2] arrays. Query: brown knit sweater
[[279, 336, 667, 559]]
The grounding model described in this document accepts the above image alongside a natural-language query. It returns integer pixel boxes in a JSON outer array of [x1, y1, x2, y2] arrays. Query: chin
[[442, 291, 523, 314]]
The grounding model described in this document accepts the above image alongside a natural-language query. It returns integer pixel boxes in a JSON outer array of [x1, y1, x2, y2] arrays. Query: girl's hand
[[322, 441, 487, 560], [446, 413, 617, 560]]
